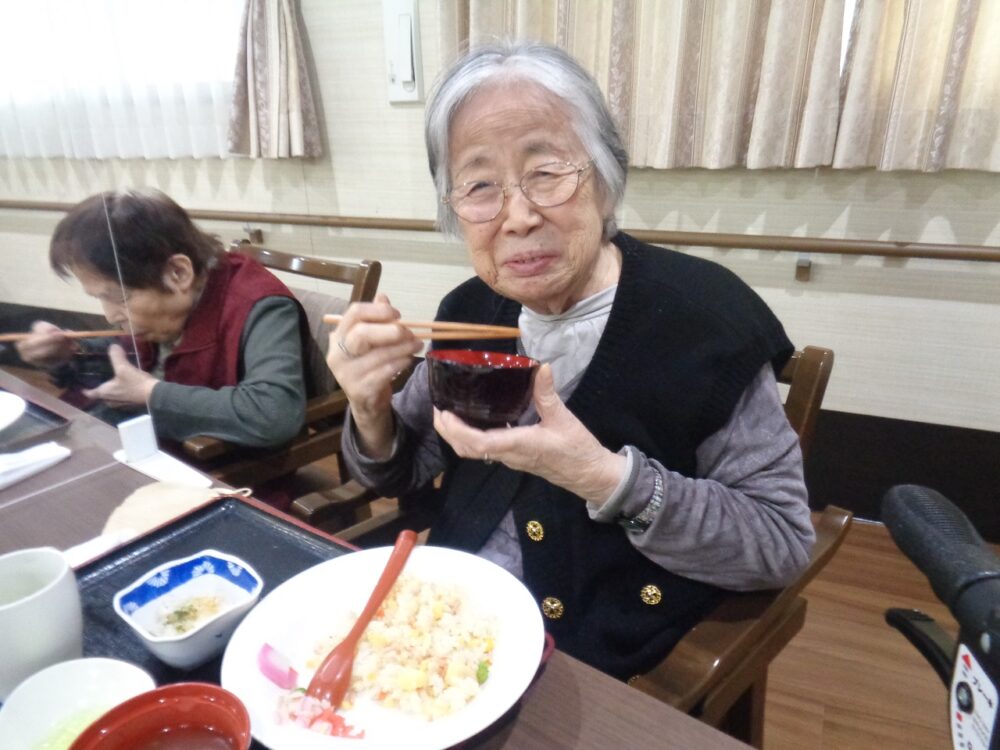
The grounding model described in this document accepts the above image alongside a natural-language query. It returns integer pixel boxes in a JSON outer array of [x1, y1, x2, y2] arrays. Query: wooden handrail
[[3, 199, 999, 263]]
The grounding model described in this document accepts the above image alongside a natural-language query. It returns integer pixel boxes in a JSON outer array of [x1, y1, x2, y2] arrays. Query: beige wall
[[1, 0, 999, 432]]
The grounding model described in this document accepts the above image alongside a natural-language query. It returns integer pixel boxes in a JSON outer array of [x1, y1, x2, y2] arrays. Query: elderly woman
[[329, 42, 815, 680], [16, 189, 310, 448]]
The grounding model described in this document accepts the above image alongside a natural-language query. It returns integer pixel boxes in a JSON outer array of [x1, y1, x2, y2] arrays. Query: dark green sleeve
[[149, 297, 307, 446]]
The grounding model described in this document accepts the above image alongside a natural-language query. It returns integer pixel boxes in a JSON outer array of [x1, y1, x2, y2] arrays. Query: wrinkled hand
[[326, 293, 422, 458], [433, 364, 626, 506], [14, 321, 77, 368], [82, 344, 158, 407]]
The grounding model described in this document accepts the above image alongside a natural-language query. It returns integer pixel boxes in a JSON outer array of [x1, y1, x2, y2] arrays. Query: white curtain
[[227, 0, 323, 159], [460, 0, 844, 170], [0, 0, 243, 159], [835, 0, 1000, 171]]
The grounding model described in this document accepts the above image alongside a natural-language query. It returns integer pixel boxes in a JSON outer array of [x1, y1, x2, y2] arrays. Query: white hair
[[425, 41, 628, 240]]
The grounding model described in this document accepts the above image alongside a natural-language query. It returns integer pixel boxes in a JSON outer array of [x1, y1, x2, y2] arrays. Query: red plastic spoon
[[306, 529, 418, 707]]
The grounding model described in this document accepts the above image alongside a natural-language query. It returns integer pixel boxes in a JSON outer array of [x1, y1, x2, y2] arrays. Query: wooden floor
[[765, 518, 956, 750]]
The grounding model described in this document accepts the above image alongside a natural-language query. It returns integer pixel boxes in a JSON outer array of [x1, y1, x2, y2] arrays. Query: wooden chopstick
[[411, 330, 518, 341], [322, 314, 520, 340], [0, 329, 122, 344]]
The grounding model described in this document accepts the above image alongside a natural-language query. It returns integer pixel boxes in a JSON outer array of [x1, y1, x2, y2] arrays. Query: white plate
[[0, 657, 155, 749], [221, 545, 545, 750], [0, 392, 26, 433]]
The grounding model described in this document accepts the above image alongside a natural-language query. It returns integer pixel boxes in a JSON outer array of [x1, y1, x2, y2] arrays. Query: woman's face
[[447, 81, 620, 315], [72, 255, 198, 344]]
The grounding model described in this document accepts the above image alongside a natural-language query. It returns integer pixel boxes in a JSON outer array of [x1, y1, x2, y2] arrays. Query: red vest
[[137, 253, 297, 388]]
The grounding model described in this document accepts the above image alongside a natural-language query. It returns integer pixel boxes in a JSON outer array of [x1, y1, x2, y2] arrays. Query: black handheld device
[[882, 484, 1000, 750]]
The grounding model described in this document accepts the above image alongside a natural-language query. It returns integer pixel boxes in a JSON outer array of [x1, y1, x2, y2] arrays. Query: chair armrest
[[289, 480, 377, 526], [182, 434, 233, 461], [333, 501, 439, 546], [181, 389, 350, 465], [304, 389, 349, 423], [630, 506, 853, 714], [333, 508, 412, 545], [629, 589, 783, 711]]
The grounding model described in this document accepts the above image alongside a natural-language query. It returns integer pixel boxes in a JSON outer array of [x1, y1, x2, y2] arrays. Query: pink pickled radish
[[258, 642, 299, 689]]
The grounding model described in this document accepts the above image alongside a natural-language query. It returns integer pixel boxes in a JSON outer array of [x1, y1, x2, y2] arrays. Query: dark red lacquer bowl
[[69, 682, 251, 750], [427, 349, 540, 429]]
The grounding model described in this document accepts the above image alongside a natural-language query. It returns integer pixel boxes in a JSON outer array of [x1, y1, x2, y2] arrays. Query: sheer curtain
[[459, 0, 844, 169], [835, 0, 1000, 171], [0, 0, 243, 159], [227, 0, 322, 159]]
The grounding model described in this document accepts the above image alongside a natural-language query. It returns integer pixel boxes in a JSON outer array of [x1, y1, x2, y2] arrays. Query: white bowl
[[113, 549, 263, 670], [0, 657, 154, 750]]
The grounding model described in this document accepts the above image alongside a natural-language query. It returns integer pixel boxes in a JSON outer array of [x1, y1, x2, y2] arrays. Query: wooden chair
[[778, 345, 835, 460], [291, 344, 843, 748], [620, 345, 840, 749], [628, 505, 852, 747], [180, 241, 381, 490]]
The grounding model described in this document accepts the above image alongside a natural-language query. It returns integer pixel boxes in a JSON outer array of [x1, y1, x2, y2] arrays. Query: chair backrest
[[181, 244, 382, 483], [777, 346, 834, 460], [229, 241, 382, 393], [230, 240, 382, 304]]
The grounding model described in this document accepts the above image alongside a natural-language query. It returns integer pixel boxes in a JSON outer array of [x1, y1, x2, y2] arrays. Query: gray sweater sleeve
[[148, 296, 307, 446], [343, 361, 814, 592], [590, 364, 815, 590], [341, 359, 447, 494]]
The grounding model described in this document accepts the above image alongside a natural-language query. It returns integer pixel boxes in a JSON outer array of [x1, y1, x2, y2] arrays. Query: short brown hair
[[50, 189, 222, 289]]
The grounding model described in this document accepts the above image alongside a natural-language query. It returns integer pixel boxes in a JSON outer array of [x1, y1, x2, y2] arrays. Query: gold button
[[525, 520, 545, 541], [541, 596, 564, 619], [640, 584, 662, 605]]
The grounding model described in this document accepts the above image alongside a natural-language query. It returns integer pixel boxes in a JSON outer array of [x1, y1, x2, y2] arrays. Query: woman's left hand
[[433, 364, 626, 506], [82, 344, 159, 407]]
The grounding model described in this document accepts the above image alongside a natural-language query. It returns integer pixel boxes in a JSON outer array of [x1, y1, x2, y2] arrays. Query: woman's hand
[[14, 321, 77, 368], [433, 364, 627, 506], [326, 293, 423, 459], [82, 344, 158, 407]]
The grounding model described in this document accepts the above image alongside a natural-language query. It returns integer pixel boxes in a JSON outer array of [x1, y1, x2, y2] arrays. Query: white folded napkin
[[0, 441, 72, 491], [112, 449, 212, 488], [63, 527, 138, 568]]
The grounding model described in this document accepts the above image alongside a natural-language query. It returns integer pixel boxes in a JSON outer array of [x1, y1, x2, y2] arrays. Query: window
[[0, 0, 244, 158]]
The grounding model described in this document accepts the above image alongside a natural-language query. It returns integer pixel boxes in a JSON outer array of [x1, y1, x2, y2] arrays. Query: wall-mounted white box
[[382, 0, 423, 103]]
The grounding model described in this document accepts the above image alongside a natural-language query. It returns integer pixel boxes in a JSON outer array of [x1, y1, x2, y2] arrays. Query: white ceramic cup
[[0, 547, 83, 702]]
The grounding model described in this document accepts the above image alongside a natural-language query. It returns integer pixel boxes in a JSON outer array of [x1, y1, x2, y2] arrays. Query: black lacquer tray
[[76, 496, 352, 748]]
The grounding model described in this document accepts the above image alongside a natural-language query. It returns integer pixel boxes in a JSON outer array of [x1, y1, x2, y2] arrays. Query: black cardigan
[[425, 232, 793, 679]]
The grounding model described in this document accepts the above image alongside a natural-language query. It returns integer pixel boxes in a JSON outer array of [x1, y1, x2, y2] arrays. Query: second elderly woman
[[329, 41, 815, 680], [16, 189, 313, 448]]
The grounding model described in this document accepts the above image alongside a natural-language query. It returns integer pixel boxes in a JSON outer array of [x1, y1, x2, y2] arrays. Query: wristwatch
[[618, 471, 664, 533]]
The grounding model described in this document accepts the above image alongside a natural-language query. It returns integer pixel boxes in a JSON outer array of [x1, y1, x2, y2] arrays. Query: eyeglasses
[[443, 160, 593, 223]]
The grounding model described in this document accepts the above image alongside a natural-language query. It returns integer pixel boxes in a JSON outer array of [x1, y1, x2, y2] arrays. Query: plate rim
[[0, 392, 27, 433]]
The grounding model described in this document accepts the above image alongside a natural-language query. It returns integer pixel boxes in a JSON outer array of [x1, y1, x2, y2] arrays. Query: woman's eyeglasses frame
[[443, 160, 593, 224]]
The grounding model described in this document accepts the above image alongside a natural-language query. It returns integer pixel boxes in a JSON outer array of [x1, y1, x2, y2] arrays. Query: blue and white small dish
[[113, 549, 263, 670]]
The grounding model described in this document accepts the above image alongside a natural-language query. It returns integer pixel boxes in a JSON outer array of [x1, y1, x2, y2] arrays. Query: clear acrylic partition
[[0, 193, 160, 555], [0, 0, 246, 531]]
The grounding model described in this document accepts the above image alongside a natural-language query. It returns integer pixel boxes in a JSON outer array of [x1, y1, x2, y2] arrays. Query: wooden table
[[0, 369, 749, 749], [0, 370, 157, 553], [468, 649, 750, 749]]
